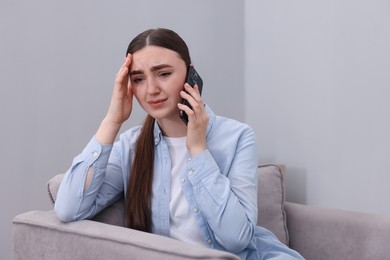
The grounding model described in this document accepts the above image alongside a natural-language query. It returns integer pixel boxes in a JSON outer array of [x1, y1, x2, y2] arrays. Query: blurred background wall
[[245, 0, 390, 214]]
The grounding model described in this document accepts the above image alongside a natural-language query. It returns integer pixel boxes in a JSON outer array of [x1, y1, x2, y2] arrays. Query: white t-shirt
[[163, 136, 207, 247]]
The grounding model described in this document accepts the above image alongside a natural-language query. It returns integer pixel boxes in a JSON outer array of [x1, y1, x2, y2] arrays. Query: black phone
[[179, 66, 203, 125]]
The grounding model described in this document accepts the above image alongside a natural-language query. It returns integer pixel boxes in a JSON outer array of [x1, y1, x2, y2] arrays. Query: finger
[[177, 102, 194, 119], [180, 90, 194, 107], [116, 54, 132, 84], [184, 83, 201, 98], [182, 84, 204, 108], [122, 54, 132, 68], [179, 91, 204, 122], [117, 54, 132, 75]]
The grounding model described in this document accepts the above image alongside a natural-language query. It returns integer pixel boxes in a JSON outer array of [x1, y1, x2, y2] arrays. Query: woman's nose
[[146, 78, 161, 94]]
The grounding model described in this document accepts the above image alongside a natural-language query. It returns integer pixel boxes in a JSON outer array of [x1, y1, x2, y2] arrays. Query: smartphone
[[179, 66, 203, 125]]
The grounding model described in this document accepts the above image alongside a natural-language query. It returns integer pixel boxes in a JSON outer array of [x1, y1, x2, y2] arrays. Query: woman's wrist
[[188, 145, 207, 158], [95, 117, 122, 144]]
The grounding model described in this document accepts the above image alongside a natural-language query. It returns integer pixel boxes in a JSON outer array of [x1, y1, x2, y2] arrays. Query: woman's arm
[[187, 126, 258, 253], [83, 54, 134, 189], [55, 55, 134, 222], [179, 70, 258, 252]]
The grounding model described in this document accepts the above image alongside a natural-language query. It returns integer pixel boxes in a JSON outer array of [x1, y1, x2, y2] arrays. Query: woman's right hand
[[96, 54, 134, 144], [106, 54, 134, 125]]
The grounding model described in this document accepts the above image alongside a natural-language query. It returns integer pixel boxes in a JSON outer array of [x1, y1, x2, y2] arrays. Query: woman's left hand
[[178, 83, 209, 158]]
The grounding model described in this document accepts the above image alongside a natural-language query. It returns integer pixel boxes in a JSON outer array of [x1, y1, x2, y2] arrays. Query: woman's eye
[[132, 77, 143, 84], [159, 72, 171, 78]]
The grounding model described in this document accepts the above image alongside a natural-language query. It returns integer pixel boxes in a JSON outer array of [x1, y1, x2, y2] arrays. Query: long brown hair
[[125, 28, 191, 232]]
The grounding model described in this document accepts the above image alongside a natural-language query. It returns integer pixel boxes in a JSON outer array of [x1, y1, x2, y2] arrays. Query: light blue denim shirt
[[55, 106, 303, 260]]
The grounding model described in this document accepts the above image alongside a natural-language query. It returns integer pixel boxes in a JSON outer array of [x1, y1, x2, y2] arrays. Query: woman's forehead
[[131, 46, 184, 71]]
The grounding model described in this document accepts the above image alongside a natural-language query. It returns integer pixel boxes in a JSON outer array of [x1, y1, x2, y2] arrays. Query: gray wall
[[245, 0, 390, 214], [0, 1, 244, 258]]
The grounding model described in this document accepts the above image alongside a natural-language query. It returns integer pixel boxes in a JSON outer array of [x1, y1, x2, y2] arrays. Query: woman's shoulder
[[120, 125, 142, 137], [113, 125, 142, 150], [214, 114, 255, 137], [205, 105, 256, 142]]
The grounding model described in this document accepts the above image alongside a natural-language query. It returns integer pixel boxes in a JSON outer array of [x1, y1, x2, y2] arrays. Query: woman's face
[[129, 45, 187, 122]]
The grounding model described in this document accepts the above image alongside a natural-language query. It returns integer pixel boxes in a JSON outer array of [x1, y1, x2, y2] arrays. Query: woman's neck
[[156, 117, 187, 137]]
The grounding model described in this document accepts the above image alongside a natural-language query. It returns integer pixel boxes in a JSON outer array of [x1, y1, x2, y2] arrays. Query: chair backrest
[[257, 164, 289, 245]]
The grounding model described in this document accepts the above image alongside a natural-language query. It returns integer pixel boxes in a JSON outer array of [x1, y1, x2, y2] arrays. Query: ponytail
[[125, 115, 155, 232]]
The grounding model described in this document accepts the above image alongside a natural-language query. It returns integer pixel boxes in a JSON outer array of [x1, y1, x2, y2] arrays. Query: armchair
[[13, 164, 390, 259]]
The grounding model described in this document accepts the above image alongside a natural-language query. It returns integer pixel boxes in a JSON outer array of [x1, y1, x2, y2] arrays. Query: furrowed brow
[[150, 64, 173, 72], [129, 70, 143, 76], [129, 64, 173, 76]]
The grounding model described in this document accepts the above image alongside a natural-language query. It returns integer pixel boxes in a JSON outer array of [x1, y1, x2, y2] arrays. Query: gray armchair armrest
[[13, 210, 239, 260], [285, 202, 390, 260]]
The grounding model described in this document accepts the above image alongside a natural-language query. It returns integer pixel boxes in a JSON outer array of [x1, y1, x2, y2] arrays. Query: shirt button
[[180, 178, 185, 184], [193, 208, 199, 213], [188, 170, 193, 176], [188, 157, 192, 161], [207, 239, 212, 244], [92, 152, 98, 157]]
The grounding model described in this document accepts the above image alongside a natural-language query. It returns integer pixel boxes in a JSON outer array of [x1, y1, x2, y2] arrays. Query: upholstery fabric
[[13, 210, 239, 260], [285, 202, 390, 260], [257, 164, 288, 245]]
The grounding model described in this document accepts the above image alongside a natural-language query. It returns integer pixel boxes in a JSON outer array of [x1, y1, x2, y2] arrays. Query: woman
[[55, 28, 304, 259]]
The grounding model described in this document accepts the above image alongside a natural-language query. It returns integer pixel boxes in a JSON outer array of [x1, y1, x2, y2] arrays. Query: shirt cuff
[[186, 149, 220, 186], [75, 136, 113, 167]]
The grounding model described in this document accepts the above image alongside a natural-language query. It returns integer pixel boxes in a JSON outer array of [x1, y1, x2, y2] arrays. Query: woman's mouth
[[148, 98, 167, 107]]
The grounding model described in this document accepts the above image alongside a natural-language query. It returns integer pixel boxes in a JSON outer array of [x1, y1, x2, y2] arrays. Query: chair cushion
[[257, 164, 289, 245], [48, 164, 289, 244]]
